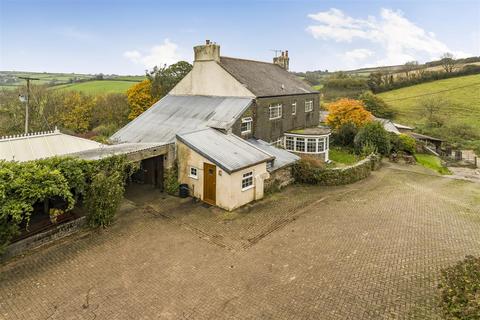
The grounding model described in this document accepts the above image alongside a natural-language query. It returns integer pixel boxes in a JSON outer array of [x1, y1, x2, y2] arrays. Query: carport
[[69, 142, 174, 190]]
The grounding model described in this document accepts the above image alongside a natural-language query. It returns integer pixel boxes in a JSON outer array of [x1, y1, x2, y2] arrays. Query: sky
[[1, 0, 479, 75]]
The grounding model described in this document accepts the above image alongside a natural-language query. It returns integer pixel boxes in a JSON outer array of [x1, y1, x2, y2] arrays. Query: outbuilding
[[176, 128, 273, 211]]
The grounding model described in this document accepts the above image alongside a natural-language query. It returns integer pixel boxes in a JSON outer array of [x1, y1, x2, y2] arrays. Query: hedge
[[293, 154, 381, 186], [438, 255, 480, 319], [0, 155, 135, 254]]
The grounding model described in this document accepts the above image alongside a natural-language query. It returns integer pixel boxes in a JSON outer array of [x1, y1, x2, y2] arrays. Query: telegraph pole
[[18, 76, 39, 134]]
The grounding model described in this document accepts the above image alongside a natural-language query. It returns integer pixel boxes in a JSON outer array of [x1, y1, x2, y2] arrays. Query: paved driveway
[[1, 164, 479, 319]]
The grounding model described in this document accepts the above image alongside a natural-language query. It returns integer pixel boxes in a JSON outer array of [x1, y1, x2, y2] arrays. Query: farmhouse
[[110, 40, 329, 210]]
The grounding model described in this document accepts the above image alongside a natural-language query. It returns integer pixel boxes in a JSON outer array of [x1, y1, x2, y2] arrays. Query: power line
[[383, 82, 480, 102]]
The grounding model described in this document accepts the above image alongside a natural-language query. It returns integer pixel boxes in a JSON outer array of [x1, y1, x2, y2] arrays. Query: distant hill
[[378, 74, 480, 151], [0, 71, 144, 94]]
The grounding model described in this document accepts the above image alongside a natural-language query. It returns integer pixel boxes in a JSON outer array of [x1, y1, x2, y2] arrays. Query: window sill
[[189, 175, 198, 180], [241, 131, 251, 135], [241, 185, 254, 192]]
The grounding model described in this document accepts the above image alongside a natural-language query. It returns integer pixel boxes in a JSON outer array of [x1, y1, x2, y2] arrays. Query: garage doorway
[[141, 156, 164, 190]]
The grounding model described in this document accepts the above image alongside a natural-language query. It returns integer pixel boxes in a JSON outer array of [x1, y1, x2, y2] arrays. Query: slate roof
[[110, 95, 253, 144], [247, 139, 300, 172], [177, 128, 273, 174], [219, 57, 316, 97], [0, 129, 103, 162]]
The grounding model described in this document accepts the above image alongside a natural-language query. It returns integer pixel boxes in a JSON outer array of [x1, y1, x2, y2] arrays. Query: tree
[[147, 61, 192, 99], [92, 93, 130, 129], [326, 98, 373, 130], [419, 96, 448, 128], [126, 80, 155, 120], [354, 122, 391, 155], [358, 91, 395, 119], [440, 53, 456, 73], [403, 61, 419, 79], [58, 91, 95, 133]]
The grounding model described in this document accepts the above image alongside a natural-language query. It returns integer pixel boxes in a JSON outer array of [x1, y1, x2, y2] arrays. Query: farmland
[[378, 74, 480, 129], [0, 71, 143, 94], [55, 80, 138, 94]]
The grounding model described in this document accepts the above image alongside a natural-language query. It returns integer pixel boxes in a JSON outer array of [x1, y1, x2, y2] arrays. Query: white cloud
[[123, 39, 181, 69], [307, 8, 469, 66], [344, 48, 374, 61]]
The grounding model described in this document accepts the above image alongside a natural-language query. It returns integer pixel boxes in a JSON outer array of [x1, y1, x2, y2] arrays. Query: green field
[[415, 154, 451, 175], [54, 80, 138, 94], [0, 71, 144, 93], [378, 74, 480, 129]]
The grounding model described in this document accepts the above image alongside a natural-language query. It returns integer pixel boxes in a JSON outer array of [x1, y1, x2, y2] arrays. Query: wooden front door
[[203, 163, 216, 205]]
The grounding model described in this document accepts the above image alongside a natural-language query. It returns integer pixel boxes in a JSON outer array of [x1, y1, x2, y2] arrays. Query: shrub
[[292, 154, 381, 186], [85, 171, 124, 228], [354, 122, 391, 155], [398, 134, 416, 154], [332, 122, 358, 148], [438, 255, 480, 319]]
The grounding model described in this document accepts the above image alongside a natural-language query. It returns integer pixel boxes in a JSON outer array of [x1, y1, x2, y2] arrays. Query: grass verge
[[415, 154, 451, 175]]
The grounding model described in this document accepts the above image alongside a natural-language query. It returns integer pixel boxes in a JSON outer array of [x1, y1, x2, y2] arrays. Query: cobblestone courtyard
[[1, 164, 479, 319]]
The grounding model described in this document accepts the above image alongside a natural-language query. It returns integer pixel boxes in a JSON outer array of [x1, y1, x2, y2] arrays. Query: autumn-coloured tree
[[326, 98, 373, 130], [127, 79, 155, 120], [59, 91, 95, 133]]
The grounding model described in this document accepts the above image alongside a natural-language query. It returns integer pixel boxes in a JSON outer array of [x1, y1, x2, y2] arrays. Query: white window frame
[[189, 166, 198, 179], [269, 104, 282, 120], [284, 134, 329, 154], [241, 171, 254, 191], [305, 100, 313, 112], [241, 117, 252, 134], [292, 102, 297, 115]]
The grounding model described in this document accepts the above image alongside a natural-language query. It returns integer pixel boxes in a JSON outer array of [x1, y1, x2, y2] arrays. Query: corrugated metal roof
[[68, 142, 170, 160], [0, 129, 103, 162], [110, 95, 252, 144], [177, 128, 273, 174], [248, 139, 300, 172], [374, 117, 401, 134], [219, 57, 316, 97]]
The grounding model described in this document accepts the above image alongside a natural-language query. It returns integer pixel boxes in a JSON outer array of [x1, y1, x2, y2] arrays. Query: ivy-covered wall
[[0, 156, 136, 255], [293, 154, 381, 186]]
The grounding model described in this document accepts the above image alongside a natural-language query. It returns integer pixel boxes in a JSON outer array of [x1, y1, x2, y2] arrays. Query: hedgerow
[[0, 155, 134, 254]]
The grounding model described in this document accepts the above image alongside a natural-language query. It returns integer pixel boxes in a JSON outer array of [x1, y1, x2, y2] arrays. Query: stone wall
[[293, 154, 382, 186], [264, 166, 295, 193], [231, 93, 320, 143], [2, 216, 86, 261]]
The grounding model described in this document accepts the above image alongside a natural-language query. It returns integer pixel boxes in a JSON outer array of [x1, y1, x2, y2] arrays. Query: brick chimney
[[194, 40, 220, 62], [273, 50, 289, 71]]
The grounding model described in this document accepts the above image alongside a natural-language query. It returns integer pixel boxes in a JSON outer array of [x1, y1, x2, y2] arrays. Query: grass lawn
[[54, 80, 138, 94], [329, 148, 359, 165], [378, 74, 480, 130], [415, 154, 451, 175]]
